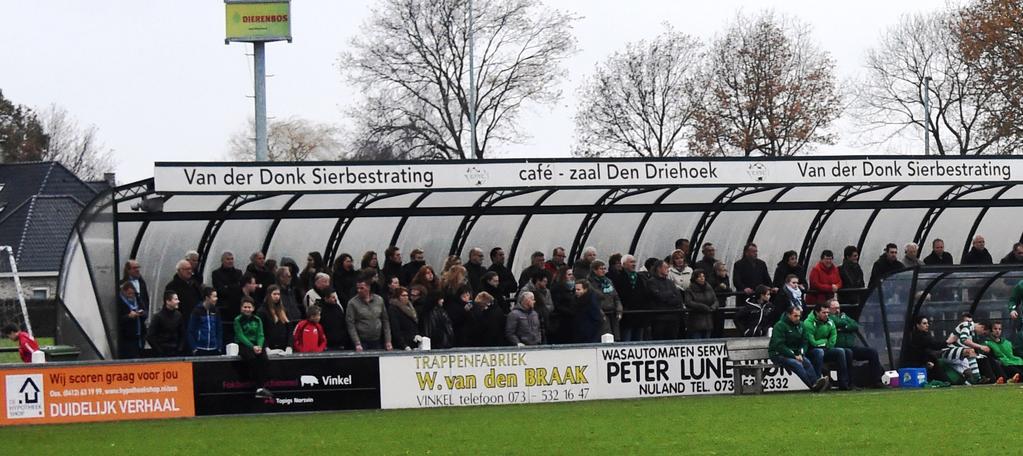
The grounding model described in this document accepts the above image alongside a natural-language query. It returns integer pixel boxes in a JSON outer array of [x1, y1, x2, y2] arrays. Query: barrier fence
[[0, 339, 804, 426]]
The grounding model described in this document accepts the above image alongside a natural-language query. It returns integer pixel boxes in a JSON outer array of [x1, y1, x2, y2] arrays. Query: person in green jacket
[[983, 321, 1022, 383], [828, 299, 883, 388], [234, 297, 273, 398], [769, 306, 827, 392], [803, 302, 852, 390]]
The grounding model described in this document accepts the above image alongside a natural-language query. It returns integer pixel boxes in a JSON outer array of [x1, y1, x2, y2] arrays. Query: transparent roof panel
[[699, 211, 767, 269], [491, 189, 546, 207], [117, 221, 142, 267], [511, 214, 587, 271], [460, 214, 526, 263], [203, 219, 274, 280], [583, 212, 647, 262], [335, 217, 402, 265], [132, 220, 209, 309], [543, 189, 611, 206], [631, 212, 702, 263], [419, 191, 487, 208], [919, 208, 983, 258], [266, 218, 339, 265], [232, 194, 296, 211], [152, 194, 230, 213], [780, 186, 845, 202], [366, 192, 424, 209], [803, 209, 873, 264], [889, 185, 951, 201], [750, 210, 818, 265], [958, 185, 1007, 200], [291, 193, 358, 210], [970, 206, 1023, 258], [732, 187, 785, 203], [615, 188, 672, 205], [663, 187, 729, 204], [393, 216, 464, 269], [847, 185, 901, 202], [859, 208, 928, 282]]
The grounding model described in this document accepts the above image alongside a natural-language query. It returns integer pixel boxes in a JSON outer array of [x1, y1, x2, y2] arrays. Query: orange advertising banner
[[1, 361, 194, 426]]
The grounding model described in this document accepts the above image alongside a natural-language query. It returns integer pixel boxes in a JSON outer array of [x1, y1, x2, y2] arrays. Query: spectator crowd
[[103, 235, 1023, 393]]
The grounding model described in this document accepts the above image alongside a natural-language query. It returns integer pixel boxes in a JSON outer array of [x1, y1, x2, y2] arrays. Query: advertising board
[[0, 361, 194, 425], [192, 355, 380, 416], [155, 157, 1018, 193], [378, 342, 805, 410], [225, 1, 291, 43]]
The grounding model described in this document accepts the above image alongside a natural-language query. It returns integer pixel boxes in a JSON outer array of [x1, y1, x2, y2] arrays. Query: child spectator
[[147, 291, 186, 357], [2, 323, 39, 363], [235, 297, 272, 398], [293, 305, 327, 353]]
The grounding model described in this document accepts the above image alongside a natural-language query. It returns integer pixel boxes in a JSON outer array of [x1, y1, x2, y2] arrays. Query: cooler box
[[897, 368, 927, 388]]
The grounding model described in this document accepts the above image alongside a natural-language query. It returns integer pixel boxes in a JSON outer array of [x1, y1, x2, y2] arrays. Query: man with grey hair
[[165, 258, 202, 321], [465, 247, 487, 294], [963, 235, 993, 265], [506, 291, 541, 346], [573, 246, 598, 281], [902, 243, 923, 268], [305, 273, 334, 309], [184, 250, 200, 273]]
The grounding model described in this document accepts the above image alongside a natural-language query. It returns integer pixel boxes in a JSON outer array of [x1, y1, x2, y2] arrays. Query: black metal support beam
[[448, 190, 538, 258], [856, 185, 908, 256], [629, 188, 681, 256], [389, 193, 431, 249], [507, 189, 559, 272], [797, 185, 893, 271], [260, 194, 304, 256], [689, 186, 776, 265]]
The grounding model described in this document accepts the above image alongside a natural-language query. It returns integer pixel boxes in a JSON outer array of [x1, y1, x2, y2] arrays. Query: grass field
[[0, 337, 53, 363], [3, 385, 1021, 454]]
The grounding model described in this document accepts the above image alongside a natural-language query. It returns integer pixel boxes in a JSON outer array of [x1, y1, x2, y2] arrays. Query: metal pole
[[468, 0, 478, 159], [923, 76, 932, 156], [2, 246, 33, 338], [254, 41, 268, 161]]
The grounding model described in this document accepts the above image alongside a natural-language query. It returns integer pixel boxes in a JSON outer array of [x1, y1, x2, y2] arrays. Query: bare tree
[[340, 0, 578, 160], [691, 12, 842, 157], [228, 116, 342, 161], [573, 26, 704, 158], [39, 104, 114, 180], [854, 11, 1011, 155], [958, 0, 1023, 150]]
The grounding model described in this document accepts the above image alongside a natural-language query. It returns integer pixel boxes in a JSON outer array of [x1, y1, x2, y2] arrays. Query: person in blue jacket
[[188, 286, 223, 355]]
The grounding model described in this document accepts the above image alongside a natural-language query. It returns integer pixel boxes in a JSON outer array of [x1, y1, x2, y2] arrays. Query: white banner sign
[[154, 157, 1017, 193], [378, 342, 805, 410]]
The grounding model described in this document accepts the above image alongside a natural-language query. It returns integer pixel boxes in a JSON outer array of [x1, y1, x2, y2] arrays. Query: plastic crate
[[897, 367, 927, 388]]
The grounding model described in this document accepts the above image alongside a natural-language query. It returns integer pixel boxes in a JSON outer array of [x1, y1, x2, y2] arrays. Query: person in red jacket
[[3, 324, 39, 363], [807, 250, 843, 305], [293, 305, 327, 353]]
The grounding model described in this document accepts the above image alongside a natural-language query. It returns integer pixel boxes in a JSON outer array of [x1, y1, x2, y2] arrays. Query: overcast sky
[[1, 0, 946, 183]]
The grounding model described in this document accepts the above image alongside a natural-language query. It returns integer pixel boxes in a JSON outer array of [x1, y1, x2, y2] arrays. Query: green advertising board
[[225, 1, 291, 43]]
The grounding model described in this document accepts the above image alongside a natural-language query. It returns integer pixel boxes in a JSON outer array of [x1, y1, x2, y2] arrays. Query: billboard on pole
[[225, 0, 292, 43]]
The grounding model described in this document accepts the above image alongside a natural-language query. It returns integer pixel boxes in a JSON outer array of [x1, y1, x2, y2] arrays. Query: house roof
[[0, 162, 109, 272]]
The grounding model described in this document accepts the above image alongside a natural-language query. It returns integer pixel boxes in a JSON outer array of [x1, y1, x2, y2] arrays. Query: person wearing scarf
[[117, 281, 147, 359]]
